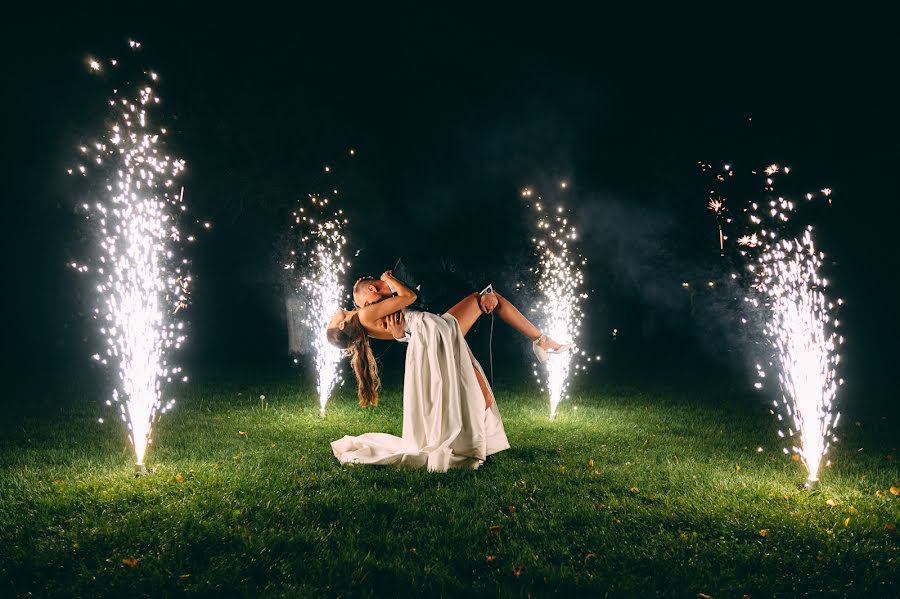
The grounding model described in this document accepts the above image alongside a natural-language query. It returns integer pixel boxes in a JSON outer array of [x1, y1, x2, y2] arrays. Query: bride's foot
[[532, 334, 574, 363], [536, 334, 565, 351]]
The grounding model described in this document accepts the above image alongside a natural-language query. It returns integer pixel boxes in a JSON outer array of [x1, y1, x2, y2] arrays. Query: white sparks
[[531, 201, 586, 418], [740, 175, 841, 483], [288, 195, 349, 416], [72, 46, 190, 466]]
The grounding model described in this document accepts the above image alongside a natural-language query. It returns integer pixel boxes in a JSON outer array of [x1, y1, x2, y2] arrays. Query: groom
[[352, 276, 395, 308], [353, 276, 410, 342]]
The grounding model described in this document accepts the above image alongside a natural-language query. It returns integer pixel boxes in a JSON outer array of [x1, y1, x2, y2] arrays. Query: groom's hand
[[478, 293, 498, 314], [385, 311, 406, 339]]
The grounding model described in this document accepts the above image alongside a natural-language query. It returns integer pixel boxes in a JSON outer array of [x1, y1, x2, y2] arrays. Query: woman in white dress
[[325, 271, 570, 472]]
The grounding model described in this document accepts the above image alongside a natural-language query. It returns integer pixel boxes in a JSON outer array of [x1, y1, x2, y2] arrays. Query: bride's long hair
[[326, 313, 380, 407]]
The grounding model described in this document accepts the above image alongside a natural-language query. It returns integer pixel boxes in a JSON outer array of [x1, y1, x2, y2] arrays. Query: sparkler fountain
[[524, 187, 587, 419], [705, 164, 843, 485], [285, 193, 350, 417], [69, 43, 192, 474]]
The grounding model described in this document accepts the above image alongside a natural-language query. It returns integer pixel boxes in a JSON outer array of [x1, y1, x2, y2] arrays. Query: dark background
[[4, 6, 898, 415]]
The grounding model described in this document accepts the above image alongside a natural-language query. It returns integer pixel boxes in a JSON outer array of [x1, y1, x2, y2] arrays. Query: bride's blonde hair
[[326, 313, 380, 407]]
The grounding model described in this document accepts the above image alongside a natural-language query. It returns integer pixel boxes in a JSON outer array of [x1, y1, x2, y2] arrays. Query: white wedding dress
[[331, 310, 510, 472]]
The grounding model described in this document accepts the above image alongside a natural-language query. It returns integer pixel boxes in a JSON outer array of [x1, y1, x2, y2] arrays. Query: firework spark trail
[[749, 218, 842, 482], [708, 198, 725, 254], [286, 195, 350, 417], [526, 191, 587, 419], [70, 44, 190, 467], [707, 164, 842, 482]]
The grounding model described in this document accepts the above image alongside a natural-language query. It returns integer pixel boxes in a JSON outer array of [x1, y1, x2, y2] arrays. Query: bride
[[325, 270, 570, 472]]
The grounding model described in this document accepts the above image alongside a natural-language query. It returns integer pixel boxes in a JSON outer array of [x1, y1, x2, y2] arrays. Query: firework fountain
[[705, 163, 843, 484], [70, 43, 192, 473], [285, 193, 350, 417], [523, 186, 587, 419]]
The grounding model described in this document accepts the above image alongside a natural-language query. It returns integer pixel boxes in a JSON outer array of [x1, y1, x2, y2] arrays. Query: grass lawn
[[1, 376, 897, 597]]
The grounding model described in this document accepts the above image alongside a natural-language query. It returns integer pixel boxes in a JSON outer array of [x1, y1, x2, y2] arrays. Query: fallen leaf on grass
[[271, 443, 277, 448], [791, 454, 801, 462], [697, 593, 713, 599], [584, 552, 597, 562], [513, 564, 524, 577], [179, 574, 191, 579], [825, 498, 838, 507], [843, 518, 851, 527], [886, 523, 896, 532], [630, 487, 639, 493], [121, 557, 138, 568], [890, 486, 899, 496], [238, 431, 247, 437], [486, 555, 496, 563], [508, 505, 517, 514], [735, 464, 741, 471], [849, 505, 858, 514], [875, 490, 884, 497], [759, 529, 769, 537], [679, 532, 690, 541], [175, 473, 184, 483], [588, 459, 594, 468], [489, 525, 503, 537]]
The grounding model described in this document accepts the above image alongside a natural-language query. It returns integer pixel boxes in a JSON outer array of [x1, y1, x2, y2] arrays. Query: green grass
[[1, 378, 897, 597]]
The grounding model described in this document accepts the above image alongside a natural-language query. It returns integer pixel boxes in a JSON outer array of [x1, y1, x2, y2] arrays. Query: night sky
[[6, 7, 898, 411]]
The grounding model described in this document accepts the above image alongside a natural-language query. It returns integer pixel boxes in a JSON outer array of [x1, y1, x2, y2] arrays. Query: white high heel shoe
[[532, 334, 574, 364]]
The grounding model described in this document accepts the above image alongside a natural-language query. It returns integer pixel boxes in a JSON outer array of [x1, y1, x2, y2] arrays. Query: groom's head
[[353, 277, 392, 308]]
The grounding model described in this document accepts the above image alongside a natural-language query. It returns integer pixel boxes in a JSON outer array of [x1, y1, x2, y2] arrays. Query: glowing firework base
[[544, 351, 574, 420]]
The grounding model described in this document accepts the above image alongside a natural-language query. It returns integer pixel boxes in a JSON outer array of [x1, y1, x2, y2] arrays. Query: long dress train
[[330, 310, 510, 472]]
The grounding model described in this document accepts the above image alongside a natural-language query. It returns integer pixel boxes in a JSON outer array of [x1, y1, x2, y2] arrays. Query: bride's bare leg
[[445, 292, 488, 336], [490, 291, 540, 339], [445, 290, 565, 348], [473, 366, 494, 409], [493, 291, 567, 350]]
